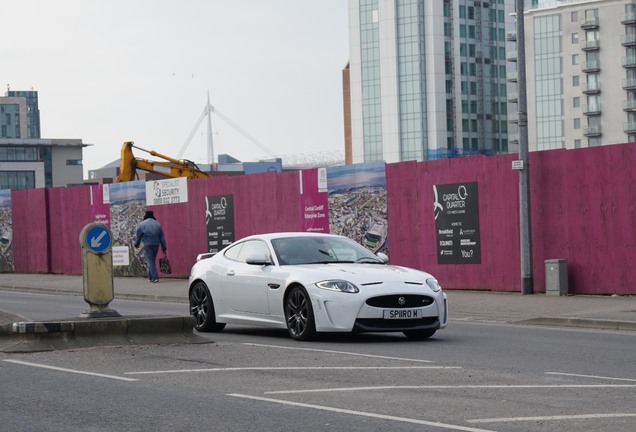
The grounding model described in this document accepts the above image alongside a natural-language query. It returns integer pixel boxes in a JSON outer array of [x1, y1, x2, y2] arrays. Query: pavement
[[1, 273, 636, 352]]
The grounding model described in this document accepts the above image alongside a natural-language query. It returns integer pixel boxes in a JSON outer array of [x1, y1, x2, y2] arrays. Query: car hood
[[288, 263, 435, 286]]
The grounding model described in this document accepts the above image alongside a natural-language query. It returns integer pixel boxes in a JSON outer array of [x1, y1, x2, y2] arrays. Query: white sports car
[[188, 232, 448, 341]]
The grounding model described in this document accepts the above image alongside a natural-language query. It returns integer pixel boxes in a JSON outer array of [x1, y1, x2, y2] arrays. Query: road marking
[[228, 393, 498, 432], [3, 359, 137, 382], [546, 372, 636, 382], [125, 366, 458, 375], [467, 413, 636, 424], [242, 342, 436, 363], [264, 383, 636, 395]]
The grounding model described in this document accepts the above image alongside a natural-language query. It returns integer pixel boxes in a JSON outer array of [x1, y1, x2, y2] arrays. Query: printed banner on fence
[[206, 194, 235, 253], [434, 181, 481, 264], [300, 168, 329, 233], [146, 177, 188, 206]]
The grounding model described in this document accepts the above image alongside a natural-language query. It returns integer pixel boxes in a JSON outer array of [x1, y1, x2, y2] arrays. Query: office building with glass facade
[[347, 0, 517, 164], [523, 0, 636, 150], [1, 90, 88, 189]]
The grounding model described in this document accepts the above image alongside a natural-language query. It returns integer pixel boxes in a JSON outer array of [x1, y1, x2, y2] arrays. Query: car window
[[236, 240, 271, 263], [272, 236, 382, 265], [223, 242, 243, 262]]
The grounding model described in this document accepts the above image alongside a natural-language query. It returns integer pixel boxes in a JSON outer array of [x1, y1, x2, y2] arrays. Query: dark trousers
[[144, 244, 160, 281]]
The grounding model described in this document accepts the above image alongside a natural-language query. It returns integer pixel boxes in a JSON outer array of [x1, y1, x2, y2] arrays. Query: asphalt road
[[0, 290, 186, 321], [1, 294, 635, 432]]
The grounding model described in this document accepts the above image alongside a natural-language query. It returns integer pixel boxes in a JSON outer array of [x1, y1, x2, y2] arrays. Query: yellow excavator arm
[[116, 141, 209, 182]]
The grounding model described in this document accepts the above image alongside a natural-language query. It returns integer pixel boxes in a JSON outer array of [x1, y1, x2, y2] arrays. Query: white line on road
[[3, 359, 137, 382], [264, 383, 636, 395], [546, 372, 636, 382], [125, 366, 458, 375], [242, 342, 436, 363], [467, 413, 636, 424], [228, 393, 499, 432]]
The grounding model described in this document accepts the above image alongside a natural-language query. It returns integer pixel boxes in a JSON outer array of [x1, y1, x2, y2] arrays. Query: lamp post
[[516, 0, 533, 294]]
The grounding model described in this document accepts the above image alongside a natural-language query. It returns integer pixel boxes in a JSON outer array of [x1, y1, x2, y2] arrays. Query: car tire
[[190, 281, 226, 332], [403, 329, 436, 340], [284, 286, 316, 341]]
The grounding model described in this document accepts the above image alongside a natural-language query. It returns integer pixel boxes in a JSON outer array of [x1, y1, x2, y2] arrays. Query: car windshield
[[271, 236, 384, 265]]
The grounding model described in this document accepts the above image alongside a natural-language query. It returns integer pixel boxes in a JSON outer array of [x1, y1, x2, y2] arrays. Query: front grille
[[366, 294, 434, 308]]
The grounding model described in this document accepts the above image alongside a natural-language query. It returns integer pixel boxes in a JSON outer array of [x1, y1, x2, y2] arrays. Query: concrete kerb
[[519, 316, 636, 332], [0, 315, 209, 353]]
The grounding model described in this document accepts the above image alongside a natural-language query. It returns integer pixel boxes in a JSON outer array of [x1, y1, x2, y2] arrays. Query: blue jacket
[[134, 218, 167, 251]]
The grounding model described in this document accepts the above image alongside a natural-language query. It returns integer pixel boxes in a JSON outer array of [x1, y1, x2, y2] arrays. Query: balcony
[[583, 125, 602, 136], [581, 39, 600, 51], [582, 60, 601, 72], [624, 122, 636, 133], [622, 34, 636, 47], [507, 91, 518, 103], [506, 32, 517, 42], [508, 113, 519, 124], [506, 50, 517, 62], [581, 16, 599, 30], [583, 103, 601, 115], [508, 133, 519, 145], [621, 12, 636, 25], [623, 100, 636, 111], [582, 82, 601, 94], [623, 57, 636, 68], [507, 71, 518, 82], [623, 78, 636, 90]]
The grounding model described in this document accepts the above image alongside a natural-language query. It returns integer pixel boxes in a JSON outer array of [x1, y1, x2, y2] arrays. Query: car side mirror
[[245, 253, 272, 266], [376, 252, 389, 263]]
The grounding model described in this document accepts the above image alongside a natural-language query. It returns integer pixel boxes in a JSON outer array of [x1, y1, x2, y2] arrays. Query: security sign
[[80, 223, 113, 254]]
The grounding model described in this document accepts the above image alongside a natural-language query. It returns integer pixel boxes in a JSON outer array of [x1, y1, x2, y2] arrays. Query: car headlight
[[316, 280, 359, 293], [426, 278, 442, 292]]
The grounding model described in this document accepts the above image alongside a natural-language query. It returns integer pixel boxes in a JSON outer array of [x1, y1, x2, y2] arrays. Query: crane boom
[[116, 141, 209, 182]]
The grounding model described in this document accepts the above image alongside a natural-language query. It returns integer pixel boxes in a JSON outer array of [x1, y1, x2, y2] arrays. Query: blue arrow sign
[[86, 225, 112, 253]]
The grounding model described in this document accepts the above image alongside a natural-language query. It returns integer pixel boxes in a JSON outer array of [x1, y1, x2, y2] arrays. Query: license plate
[[383, 309, 422, 319]]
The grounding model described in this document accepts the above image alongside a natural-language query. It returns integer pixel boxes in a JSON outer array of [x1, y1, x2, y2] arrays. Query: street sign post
[[79, 223, 120, 317]]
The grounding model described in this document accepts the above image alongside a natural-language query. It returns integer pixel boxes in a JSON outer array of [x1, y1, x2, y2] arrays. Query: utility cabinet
[[545, 259, 568, 296]]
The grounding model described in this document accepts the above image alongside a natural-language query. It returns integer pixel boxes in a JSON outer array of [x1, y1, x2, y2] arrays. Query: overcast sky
[[3, 0, 349, 176]]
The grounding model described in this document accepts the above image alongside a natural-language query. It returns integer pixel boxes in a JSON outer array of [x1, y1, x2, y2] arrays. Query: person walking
[[134, 210, 167, 283]]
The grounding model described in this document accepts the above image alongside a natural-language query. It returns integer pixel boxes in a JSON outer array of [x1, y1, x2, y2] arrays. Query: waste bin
[[545, 259, 568, 296]]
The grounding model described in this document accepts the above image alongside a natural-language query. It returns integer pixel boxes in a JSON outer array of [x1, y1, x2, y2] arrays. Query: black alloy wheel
[[189, 281, 226, 332], [284, 286, 316, 341]]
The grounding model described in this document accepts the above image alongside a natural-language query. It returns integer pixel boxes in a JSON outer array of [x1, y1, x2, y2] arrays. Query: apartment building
[[523, 0, 636, 150], [347, 0, 518, 164]]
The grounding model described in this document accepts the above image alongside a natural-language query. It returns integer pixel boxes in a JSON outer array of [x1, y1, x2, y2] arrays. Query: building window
[[66, 159, 82, 166], [571, 11, 578, 22], [572, 33, 579, 44], [0, 171, 35, 190], [574, 139, 581, 148], [572, 54, 579, 65], [573, 75, 580, 86], [0, 146, 39, 161], [573, 97, 580, 108], [574, 118, 581, 129]]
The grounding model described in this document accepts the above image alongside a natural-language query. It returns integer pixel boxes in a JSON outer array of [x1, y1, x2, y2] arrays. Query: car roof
[[243, 232, 341, 241]]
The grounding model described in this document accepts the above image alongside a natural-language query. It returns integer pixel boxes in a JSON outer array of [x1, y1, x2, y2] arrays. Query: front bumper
[[310, 289, 448, 333]]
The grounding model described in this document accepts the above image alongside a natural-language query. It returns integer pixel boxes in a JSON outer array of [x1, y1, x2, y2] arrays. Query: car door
[[222, 239, 272, 315]]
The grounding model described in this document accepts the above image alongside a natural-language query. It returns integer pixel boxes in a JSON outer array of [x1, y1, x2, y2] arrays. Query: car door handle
[[226, 270, 235, 276]]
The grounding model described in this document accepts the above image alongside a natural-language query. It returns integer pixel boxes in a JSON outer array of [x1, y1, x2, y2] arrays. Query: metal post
[[516, 0, 533, 294]]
